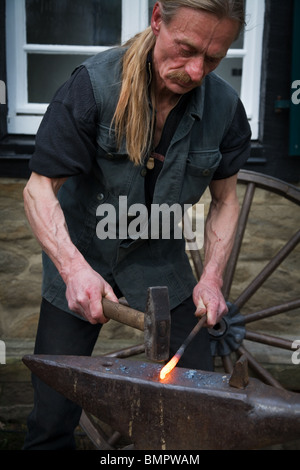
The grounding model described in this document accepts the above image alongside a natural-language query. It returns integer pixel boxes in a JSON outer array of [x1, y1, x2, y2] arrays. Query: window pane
[[215, 57, 243, 95], [27, 54, 90, 103], [230, 33, 244, 49], [26, 0, 121, 46]]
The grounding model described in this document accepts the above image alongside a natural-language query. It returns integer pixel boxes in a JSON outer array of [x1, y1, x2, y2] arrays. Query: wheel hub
[[208, 303, 246, 357]]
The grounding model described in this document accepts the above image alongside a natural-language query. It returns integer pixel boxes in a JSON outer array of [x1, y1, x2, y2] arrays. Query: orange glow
[[159, 354, 180, 380]]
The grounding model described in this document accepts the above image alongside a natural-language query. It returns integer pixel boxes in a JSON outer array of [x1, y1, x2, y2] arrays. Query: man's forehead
[[166, 8, 239, 51]]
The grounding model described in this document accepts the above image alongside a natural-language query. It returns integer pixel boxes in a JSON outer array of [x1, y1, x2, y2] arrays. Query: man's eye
[[181, 48, 194, 57], [206, 56, 220, 64]]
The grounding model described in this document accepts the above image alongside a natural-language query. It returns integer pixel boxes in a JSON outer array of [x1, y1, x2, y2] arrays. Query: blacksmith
[[23, 0, 251, 449]]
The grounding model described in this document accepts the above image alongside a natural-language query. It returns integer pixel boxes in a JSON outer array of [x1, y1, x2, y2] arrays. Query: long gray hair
[[159, 0, 245, 34]]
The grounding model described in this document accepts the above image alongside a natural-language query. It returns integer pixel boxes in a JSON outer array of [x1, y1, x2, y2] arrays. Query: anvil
[[23, 355, 300, 450]]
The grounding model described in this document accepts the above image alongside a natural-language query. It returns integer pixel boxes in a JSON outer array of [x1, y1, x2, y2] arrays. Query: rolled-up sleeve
[[29, 66, 98, 178], [213, 98, 252, 180]]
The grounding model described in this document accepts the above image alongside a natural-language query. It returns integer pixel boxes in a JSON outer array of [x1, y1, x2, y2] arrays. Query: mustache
[[166, 70, 192, 84]]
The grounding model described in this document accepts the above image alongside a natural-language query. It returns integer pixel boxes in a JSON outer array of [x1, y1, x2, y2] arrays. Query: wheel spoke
[[244, 330, 295, 350], [80, 411, 114, 450], [104, 344, 145, 358], [223, 182, 255, 299], [184, 213, 203, 279], [237, 345, 285, 390], [244, 299, 300, 324], [188, 246, 203, 280], [222, 354, 234, 373], [234, 229, 300, 309], [107, 431, 122, 447]]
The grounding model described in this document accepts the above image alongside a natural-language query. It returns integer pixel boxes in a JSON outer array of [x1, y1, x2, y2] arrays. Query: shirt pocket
[[95, 124, 133, 194], [96, 124, 128, 159], [186, 149, 222, 177], [180, 150, 222, 204]]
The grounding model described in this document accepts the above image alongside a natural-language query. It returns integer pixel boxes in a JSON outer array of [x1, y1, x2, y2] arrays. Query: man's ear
[[151, 2, 163, 37]]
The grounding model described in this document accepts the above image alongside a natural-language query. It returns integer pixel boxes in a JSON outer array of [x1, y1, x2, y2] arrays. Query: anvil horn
[[23, 355, 300, 450]]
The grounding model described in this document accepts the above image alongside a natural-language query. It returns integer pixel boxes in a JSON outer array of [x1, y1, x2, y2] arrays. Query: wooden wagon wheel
[[188, 169, 300, 390], [80, 169, 300, 449]]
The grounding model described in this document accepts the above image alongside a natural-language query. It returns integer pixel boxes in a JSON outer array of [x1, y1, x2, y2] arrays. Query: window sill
[[0, 135, 35, 178], [0, 135, 35, 155], [246, 141, 267, 165]]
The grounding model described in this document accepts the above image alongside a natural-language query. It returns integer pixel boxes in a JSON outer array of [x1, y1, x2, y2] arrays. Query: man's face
[[151, 4, 240, 96]]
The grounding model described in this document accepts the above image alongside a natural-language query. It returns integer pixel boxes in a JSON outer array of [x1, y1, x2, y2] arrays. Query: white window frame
[[6, 0, 264, 138], [6, 0, 149, 134], [240, 0, 265, 139]]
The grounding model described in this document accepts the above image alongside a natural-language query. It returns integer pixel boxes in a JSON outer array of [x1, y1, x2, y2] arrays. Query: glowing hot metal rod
[[160, 314, 207, 380]]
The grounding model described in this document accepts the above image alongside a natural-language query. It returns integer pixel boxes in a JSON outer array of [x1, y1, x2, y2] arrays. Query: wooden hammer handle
[[102, 298, 145, 331]]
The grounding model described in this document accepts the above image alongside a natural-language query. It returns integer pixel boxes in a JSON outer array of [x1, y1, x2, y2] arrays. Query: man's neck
[[152, 73, 182, 109]]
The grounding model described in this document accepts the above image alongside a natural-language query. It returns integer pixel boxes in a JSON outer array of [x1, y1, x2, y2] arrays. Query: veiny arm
[[23, 172, 118, 324], [193, 174, 240, 327]]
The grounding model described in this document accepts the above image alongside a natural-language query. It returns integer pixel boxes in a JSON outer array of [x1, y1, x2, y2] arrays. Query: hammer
[[102, 286, 170, 362]]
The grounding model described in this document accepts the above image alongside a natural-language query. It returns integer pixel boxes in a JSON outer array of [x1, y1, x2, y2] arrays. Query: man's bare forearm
[[23, 172, 118, 323], [193, 175, 240, 326], [23, 172, 87, 283], [201, 192, 239, 285]]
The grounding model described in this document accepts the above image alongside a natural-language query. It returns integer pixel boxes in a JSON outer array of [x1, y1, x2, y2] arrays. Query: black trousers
[[23, 297, 213, 450]]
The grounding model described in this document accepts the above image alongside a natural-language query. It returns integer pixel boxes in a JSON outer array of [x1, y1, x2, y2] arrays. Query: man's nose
[[185, 57, 205, 83]]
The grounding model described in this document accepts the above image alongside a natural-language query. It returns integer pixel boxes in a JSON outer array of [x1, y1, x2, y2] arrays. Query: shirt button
[[97, 193, 105, 201], [202, 169, 211, 176], [140, 168, 147, 177]]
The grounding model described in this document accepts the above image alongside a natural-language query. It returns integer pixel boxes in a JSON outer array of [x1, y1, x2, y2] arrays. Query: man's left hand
[[193, 279, 228, 327]]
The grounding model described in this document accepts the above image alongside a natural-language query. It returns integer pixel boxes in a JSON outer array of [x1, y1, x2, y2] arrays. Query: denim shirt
[[42, 47, 244, 314]]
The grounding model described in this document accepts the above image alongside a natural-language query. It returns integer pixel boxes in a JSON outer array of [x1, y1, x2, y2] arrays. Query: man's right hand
[[65, 263, 119, 324]]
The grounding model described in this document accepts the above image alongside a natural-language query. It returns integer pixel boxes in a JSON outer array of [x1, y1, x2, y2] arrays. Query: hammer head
[[144, 286, 170, 362]]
